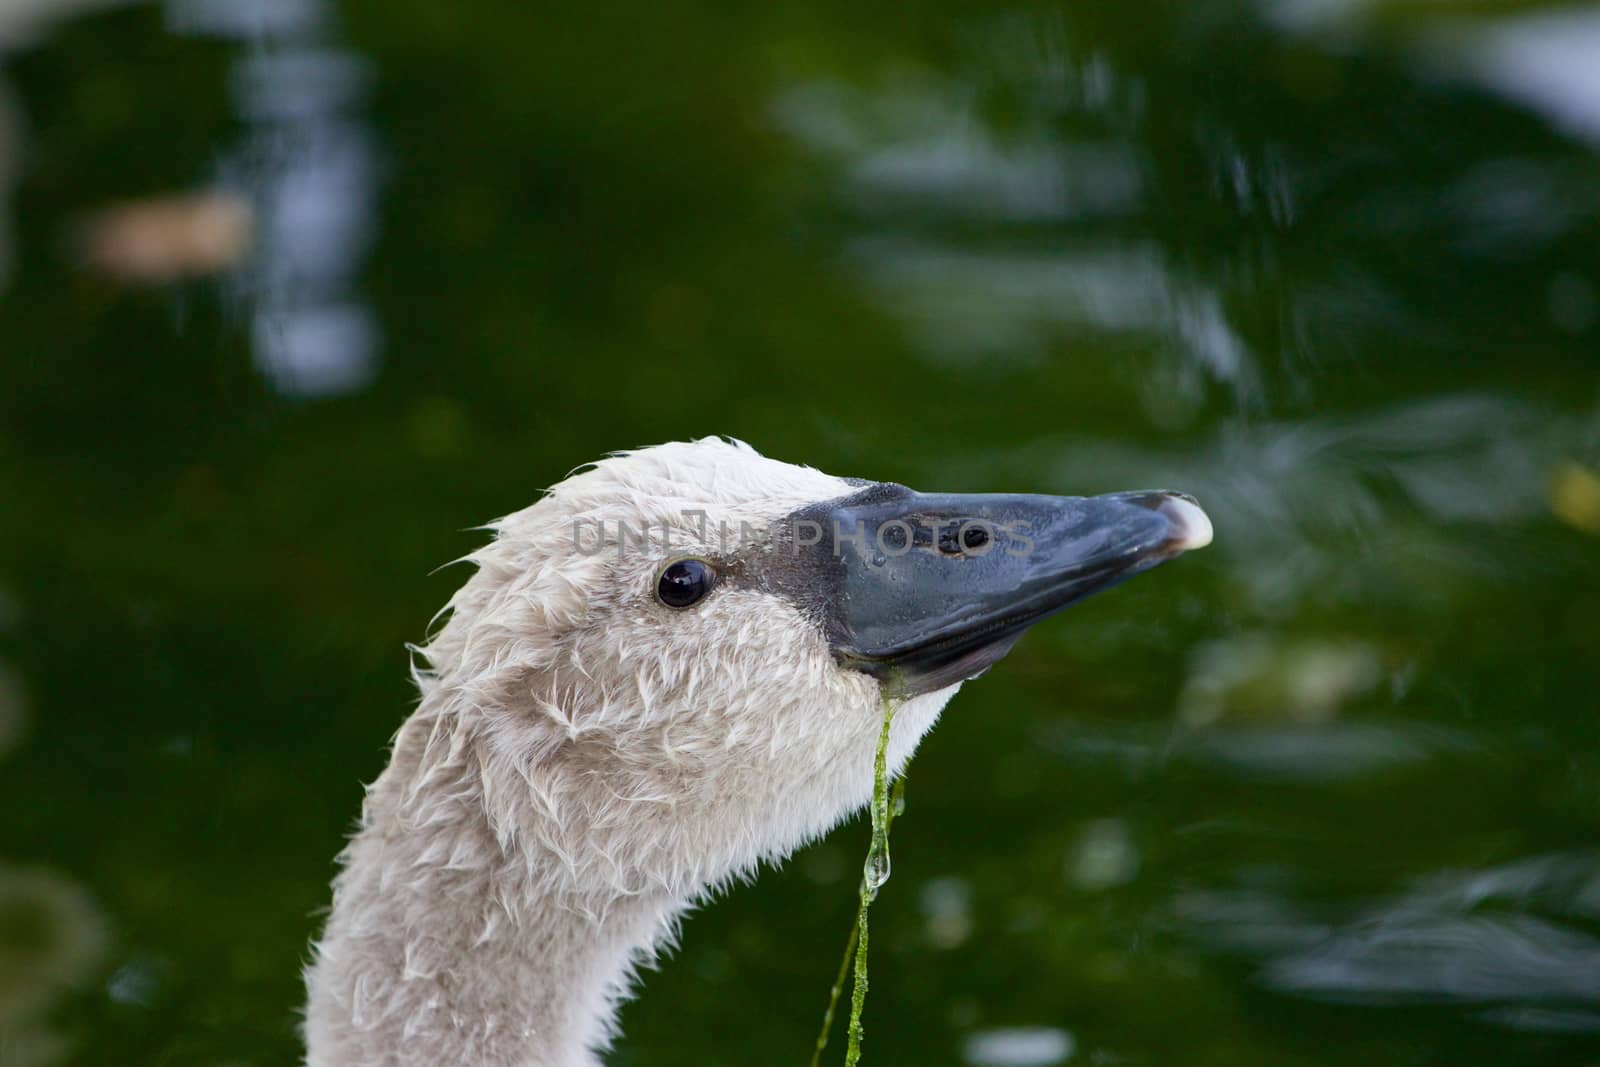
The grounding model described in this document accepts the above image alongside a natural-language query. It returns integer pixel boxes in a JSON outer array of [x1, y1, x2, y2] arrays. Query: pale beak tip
[[1159, 495, 1214, 551]]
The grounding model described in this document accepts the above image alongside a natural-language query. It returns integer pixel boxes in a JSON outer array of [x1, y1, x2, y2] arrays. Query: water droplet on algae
[[822, 692, 902, 1067], [864, 841, 891, 894]]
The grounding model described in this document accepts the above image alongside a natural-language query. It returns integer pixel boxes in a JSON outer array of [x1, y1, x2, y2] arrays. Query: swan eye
[[656, 558, 716, 609]]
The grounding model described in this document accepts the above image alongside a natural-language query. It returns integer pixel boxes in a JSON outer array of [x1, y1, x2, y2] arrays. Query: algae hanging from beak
[[811, 692, 906, 1067]]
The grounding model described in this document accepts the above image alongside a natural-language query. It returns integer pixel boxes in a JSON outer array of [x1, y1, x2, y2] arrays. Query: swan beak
[[798, 486, 1212, 697]]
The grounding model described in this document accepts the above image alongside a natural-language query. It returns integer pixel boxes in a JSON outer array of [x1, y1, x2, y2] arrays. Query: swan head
[[412, 437, 1210, 903]]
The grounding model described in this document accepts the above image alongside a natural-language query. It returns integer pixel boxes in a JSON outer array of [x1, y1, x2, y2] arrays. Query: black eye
[[656, 558, 716, 609]]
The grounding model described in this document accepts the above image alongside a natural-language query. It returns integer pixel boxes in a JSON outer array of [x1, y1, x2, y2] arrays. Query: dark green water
[[3, 2, 1599, 1065]]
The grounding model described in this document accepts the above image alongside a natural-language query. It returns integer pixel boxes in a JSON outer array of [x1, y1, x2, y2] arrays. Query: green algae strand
[[812, 694, 904, 1067]]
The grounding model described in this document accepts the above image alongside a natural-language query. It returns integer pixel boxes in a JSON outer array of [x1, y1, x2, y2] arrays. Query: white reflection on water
[[1453, 10, 1600, 147], [172, 0, 379, 397], [919, 875, 975, 949], [772, 69, 1259, 405], [1038, 393, 1566, 614], [964, 1026, 1076, 1067], [1177, 852, 1600, 1028], [1265, 1, 1600, 150], [1066, 818, 1139, 892], [105, 952, 163, 1006], [843, 240, 1254, 400], [1176, 723, 1469, 783], [1180, 635, 1383, 727], [774, 76, 1143, 223]]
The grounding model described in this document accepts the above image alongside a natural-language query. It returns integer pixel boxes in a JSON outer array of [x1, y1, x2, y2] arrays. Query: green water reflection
[[2, 2, 1599, 1065]]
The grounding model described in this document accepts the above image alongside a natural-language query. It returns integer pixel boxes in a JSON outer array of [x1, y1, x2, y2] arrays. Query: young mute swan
[[303, 437, 1213, 1067]]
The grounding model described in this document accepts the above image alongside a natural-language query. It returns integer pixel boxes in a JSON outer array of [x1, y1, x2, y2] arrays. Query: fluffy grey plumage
[[304, 439, 958, 1067]]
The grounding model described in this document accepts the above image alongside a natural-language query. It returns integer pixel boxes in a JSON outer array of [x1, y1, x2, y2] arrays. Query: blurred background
[[2, 1, 1599, 1064]]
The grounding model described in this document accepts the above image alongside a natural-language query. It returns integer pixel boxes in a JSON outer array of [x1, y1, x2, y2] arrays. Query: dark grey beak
[[781, 483, 1212, 697]]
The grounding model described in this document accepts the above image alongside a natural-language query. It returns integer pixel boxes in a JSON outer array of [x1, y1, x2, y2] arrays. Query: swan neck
[[304, 711, 678, 1067]]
